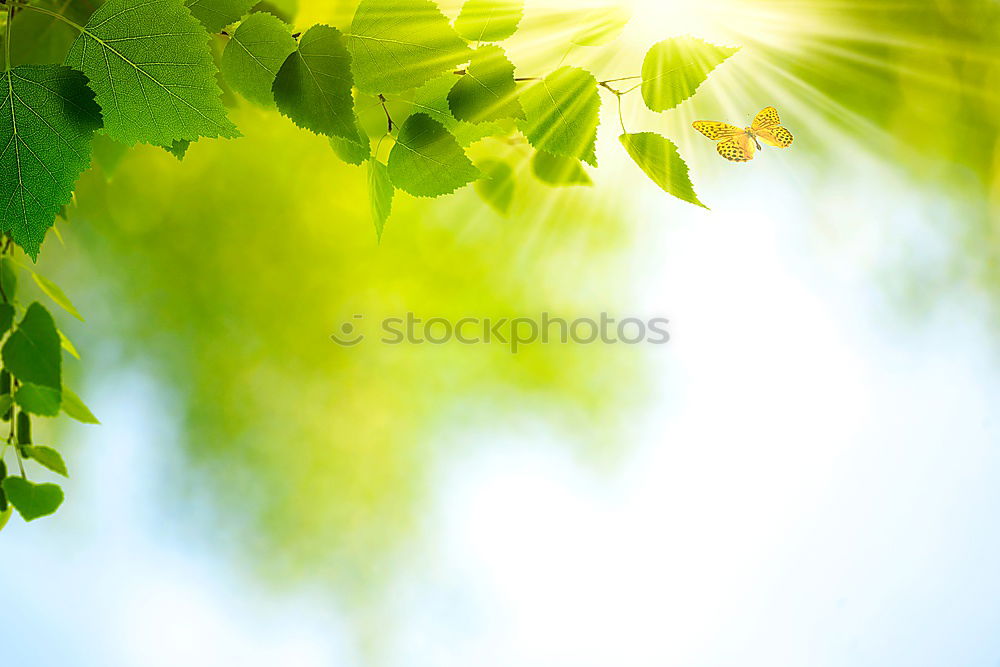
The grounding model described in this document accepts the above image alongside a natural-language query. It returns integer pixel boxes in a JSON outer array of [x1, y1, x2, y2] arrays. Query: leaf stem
[[3, 4, 11, 72], [12, 409, 24, 479], [377, 94, 393, 133], [595, 81, 628, 134], [600, 75, 641, 84], [9, 2, 84, 32], [458, 71, 583, 84], [509, 74, 641, 93], [598, 81, 622, 95], [556, 44, 574, 67], [617, 92, 627, 135]]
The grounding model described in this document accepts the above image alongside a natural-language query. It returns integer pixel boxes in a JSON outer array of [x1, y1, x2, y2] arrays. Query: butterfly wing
[[756, 126, 794, 148], [752, 106, 793, 148], [717, 134, 755, 162], [692, 121, 744, 140], [752, 106, 781, 129]]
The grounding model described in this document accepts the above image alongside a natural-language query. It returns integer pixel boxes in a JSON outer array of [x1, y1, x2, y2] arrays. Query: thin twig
[[378, 94, 393, 132], [12, 403, 24, 479], [599, 75, 641, 84], [598, 81, 623, 95], [509, 74, 642, 92]]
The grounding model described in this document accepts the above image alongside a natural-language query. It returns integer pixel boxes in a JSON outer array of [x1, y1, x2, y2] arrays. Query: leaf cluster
[[1, 0, 740, 248], [0, 256, 98, 527]]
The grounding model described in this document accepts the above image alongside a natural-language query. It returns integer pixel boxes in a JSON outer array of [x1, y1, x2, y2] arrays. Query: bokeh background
[[2, 0, 1000, 664]]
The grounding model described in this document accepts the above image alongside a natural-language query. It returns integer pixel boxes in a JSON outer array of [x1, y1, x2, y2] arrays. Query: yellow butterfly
[[692, 107, 793, 162]]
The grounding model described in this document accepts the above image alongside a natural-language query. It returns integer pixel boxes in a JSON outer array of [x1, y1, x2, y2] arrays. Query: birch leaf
[[221, 11, 298, 107], [368, 159, 393, 239], [448, 45, 523, 123], [186, 0, 257, 33], [348, 0, 470, 94], [272, 25, 361, 142], [64, 0, 238, 146], [519, 66, 600, 166], [619, 132, 706, 208], [454, 0, 523, 42], [387, 113, 479, 197], [0, 65, 102, 258], [640, 37, 740, 112]]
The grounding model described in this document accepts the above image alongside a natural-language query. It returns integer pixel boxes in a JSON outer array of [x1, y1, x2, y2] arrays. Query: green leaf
[[221, 12, 298, 108], [1, 256, 17, 302], [0, 303, 13, 335], [2, 477, 63, 521], [619, 132, 706, 208], [519, 66, 600, 167], [474, 159, 514, 215], [329, 123, 371, 166], [347, 0, 470, 94], [272, 25, 361, 142], [448, 46, 523, 123], [454, 0, 523, 42], [368, 159, 394, 240], [0, 394, 12, 417], [411, 76, 505, 146], [59, 330, 80, 360], [387, 113, 479, 197], [163, 139, 192, 161], [31, 272, 84, 321], [65, 0, 239, 146], [22, 446, 68, 477], [0, 65, 102, 259], [570, 6, 631, 46], [62, 386, 100, 424], [0, 506, 11, 532], [15, 383, 62, 417], [185, 0, 257, 33], [640, 37, 740, 112], [2, 302, 61, 390], [532, 150, 592, 186]]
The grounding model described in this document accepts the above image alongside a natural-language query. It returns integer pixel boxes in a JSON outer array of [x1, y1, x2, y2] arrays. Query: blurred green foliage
[[49, 101, 650, 594]]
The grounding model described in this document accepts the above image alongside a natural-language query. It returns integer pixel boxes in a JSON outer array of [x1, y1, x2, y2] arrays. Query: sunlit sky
[[4, 149, 1000, 665]]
